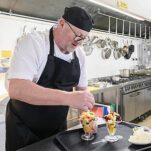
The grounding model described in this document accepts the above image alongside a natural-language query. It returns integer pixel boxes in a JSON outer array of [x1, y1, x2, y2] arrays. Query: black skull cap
[[62, 6, 93, 32]]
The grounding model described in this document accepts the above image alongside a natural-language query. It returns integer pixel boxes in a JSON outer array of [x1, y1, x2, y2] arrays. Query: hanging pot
[[102, 48, 112, 59], [105, 37, 111, 46], [122, 46, 129, 56], [96, 39, 107, 48], [83, 44, 93, 56], [124, 52, 132, 59], [82, 36, 96, 56], [110, 41, 118, 49], [91, 35, 99, 44], [123, 44, 133, 59], [113, 48, 121, 60], [124, 43, 134, 59], [128, 41, 135, 54], [117, 47, 125, 57]]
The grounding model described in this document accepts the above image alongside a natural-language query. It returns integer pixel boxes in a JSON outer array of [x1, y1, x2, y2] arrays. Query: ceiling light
[[87, 0, 144, 21]]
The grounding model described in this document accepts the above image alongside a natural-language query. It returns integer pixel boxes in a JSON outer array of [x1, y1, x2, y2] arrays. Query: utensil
[[92, 139, 106, 144], [102, 48, 112, 59], [113, 48, 122, 60], [124, 40, 135, 59], [129, 40, 135, 54], [83, 44, 93, 56], [96, 39, 106, 48], [123, 45, 129, 54], [91, 35, 99, 44], [82, 35, 99, 56], [110, 41, 118, 49], [105, 37, 111, 46], [82, 36, 94, 56], [119, 47, 127, 56], [124, 52, 132, 59]]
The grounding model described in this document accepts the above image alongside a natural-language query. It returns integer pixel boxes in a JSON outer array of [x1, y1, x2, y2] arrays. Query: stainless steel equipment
[[120, 78, 151, 121], [119, 69, 130, 78], [89, 75, 151, 122]]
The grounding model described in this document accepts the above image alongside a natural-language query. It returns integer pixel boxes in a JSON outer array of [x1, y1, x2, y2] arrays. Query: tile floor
[[138, 115, 151, 127]]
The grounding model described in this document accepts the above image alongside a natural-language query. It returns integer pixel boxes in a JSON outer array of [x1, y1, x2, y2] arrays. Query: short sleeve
[[7, 33, 44, 81]]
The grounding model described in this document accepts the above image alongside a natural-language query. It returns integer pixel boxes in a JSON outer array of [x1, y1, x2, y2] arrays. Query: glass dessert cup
[[105, 121, 123, 142], [81, 119, 97, 141], [81, 132, 94, 141]]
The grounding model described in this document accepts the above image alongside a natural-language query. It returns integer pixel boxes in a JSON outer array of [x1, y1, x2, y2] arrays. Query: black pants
[[6, 102, 67, 151]]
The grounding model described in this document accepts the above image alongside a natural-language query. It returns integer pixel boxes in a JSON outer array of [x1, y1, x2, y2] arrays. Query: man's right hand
[[67, 90, 95, 111]]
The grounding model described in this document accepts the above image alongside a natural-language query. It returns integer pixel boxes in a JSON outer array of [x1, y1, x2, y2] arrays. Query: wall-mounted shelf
[[94, 11, 151, 39]]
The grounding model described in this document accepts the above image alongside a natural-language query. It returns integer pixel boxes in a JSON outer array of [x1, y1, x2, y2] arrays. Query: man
[[6, 6, 95, 151]]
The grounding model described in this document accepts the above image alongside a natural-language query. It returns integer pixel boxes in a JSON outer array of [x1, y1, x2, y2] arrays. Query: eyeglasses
[[65, 21, 87, 42]]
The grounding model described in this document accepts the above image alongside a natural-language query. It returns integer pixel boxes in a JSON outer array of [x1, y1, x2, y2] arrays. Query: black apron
[[6, 28, 80, 151]]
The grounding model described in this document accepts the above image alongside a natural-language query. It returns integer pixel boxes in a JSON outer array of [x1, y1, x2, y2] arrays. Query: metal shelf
[[96, 11, 151, 39]]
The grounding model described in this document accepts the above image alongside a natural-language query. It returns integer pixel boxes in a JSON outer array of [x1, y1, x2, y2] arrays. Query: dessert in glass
[[79, 111, 97, 141], [104, 112, 122, 142]]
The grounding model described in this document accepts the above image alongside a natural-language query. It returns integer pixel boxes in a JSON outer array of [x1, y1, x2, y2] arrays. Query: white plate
[[128, 139, 151, 145]]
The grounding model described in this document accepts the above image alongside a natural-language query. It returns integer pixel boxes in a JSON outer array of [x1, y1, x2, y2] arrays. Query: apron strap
[[49, 27, 54, 55]]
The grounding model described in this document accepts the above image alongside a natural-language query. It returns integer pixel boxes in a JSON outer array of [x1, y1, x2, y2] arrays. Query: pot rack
[[95, 10, 151, 40], [0, 9, 150, 40]]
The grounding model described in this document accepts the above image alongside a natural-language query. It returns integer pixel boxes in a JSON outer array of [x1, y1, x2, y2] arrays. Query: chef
[[5, 6, 95, 151]]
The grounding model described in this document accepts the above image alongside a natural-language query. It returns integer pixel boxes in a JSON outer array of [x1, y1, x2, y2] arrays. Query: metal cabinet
[[144, 87, 151, 113], [123, 93, 136, 121], [123, 89, 144, 121], [134, 90, 145, 117]]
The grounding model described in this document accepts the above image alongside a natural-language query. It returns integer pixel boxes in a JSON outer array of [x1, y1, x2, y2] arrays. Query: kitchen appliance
[[120, 78, 151, 121], [90, 75, 151, 122]]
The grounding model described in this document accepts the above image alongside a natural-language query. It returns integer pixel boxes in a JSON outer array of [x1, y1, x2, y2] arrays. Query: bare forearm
[[8, 79, 95, 111], [9, 79, 69, 106]]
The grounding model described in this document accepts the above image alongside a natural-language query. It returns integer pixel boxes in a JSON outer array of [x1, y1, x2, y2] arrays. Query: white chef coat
[[6, 29, 88, 88]]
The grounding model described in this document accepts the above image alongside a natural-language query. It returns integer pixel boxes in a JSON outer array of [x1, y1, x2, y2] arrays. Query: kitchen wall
[[85, 31, 143, 79], [0, 14, 53, 50], [0, 14, 53, 97], [0, 14, 144, 82]]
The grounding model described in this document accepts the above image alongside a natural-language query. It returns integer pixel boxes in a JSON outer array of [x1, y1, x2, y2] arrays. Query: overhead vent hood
[[0, 0, 150, 39]]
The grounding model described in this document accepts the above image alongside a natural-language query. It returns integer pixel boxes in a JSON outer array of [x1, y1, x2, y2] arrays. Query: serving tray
[[55, 122, 151, 151]]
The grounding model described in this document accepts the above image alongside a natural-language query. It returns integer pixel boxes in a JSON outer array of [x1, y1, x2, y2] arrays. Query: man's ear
[[59, 19, 65, 28]]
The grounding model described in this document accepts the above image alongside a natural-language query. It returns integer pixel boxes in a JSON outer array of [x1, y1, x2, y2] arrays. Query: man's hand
[[67, 90, 95, 111]]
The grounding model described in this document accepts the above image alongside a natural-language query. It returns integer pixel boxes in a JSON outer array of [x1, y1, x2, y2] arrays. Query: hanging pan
[[82, 36, 96, 56], [96, 39, 107, 48], [128, 40, 135, 54], [83, 44, 93, 56], [102, 48, 112, 59], [113, 48, 122, 60]]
